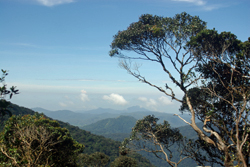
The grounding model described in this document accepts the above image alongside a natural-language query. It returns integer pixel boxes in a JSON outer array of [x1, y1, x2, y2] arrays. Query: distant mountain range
[[32, 106, 193, 127]]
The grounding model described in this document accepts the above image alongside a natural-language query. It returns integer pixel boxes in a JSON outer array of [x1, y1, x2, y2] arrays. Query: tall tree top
[[110, 12, 207, 58]]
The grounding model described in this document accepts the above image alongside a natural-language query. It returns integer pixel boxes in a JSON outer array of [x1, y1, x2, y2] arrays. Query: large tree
[[0, 113, 84, 167], [109, 12, 249, 167], [184, 30, 250, 166], [122, 115, 209, 167]]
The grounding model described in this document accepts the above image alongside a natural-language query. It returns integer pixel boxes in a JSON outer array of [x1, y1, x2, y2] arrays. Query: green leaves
[[129, 115, 183, 149], [109, 12, 206, 58], [111, 155, 137, 167], [188, 29, 241, 61], [0, 70, 19, 100], [78, 152, 110, 167], [0, 114, 84, 166], [0, 70, 19, 120]]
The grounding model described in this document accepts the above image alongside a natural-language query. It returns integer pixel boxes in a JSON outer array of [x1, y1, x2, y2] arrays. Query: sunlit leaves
[[110, 12, 206, 57]]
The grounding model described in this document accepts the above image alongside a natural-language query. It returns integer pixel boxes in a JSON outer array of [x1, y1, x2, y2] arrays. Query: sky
[[1, 0, 249, 113]]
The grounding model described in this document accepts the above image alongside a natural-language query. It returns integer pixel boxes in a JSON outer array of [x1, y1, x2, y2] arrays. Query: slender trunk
[[236, 144, 247, 167], [185, 95, 216, 145], [224, 149, 233, 167], [185, 95, 234, 167]]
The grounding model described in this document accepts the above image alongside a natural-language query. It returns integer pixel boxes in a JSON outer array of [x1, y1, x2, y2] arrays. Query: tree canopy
[[122, 115, 191, 167], [77, 152, 110, 167], [111, 156, 137, 167], [0, 113, 84, 167], [110, 12, 249, 167]]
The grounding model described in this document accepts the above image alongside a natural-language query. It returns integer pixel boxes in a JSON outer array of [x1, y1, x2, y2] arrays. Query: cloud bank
[[103, 93, 128, 105], [35, 0, 75, 7]]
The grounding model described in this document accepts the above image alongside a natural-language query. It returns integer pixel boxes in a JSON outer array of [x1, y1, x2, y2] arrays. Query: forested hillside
[[80, 115, 137, 134], [1, 103, 155, 166]]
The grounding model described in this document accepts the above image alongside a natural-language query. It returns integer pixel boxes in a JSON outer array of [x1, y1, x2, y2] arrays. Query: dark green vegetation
[[0, 114, 84, 166], [0, 103, 155, 167], [111, 156, 137, 167], [123, 115, 221, 167], [79, 115, 137, 134], [110, 11, 249, 167], [123, 115, 185, 167], [77, 152, 110, 167], [0, 70, 18, 120]]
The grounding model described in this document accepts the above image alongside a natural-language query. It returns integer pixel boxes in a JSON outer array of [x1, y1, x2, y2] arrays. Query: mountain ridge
[[32, 106, 192, 127], [80, 115, 137, 135]]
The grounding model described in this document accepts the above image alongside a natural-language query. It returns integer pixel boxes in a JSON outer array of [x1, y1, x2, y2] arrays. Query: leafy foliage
[[114, 116, 222, 167], [77, 152, 110, 167], [61, 121, 121, 162], [185, 29, 250, 166], [0, 113, 84, 167], [111, 156, 137, 167], [130, 115, 183, 146], [0, 70, 19, 121], [109, 11, 250, 167], [110, 12, 206, 59], [123, 115, 209, 167]]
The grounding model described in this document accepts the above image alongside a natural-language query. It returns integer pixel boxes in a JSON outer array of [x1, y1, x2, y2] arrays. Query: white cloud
[[172, 0, 206, 6], [158, 96, 173, 105], [138, 97, 157, 107], [35, 0, 75, 7], [148, 99, 157, 106], [202, 4, 224, 11], [80, 90, 89, 102], [59, 102, 67, 107], [171, 0, 226, 11], [8, 42, 39, 48], [103, 93, 128, 105], [138, 97, 148, 102]]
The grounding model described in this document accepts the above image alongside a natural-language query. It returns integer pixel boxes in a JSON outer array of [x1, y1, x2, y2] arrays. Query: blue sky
[[1, 0, 249, 112]]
